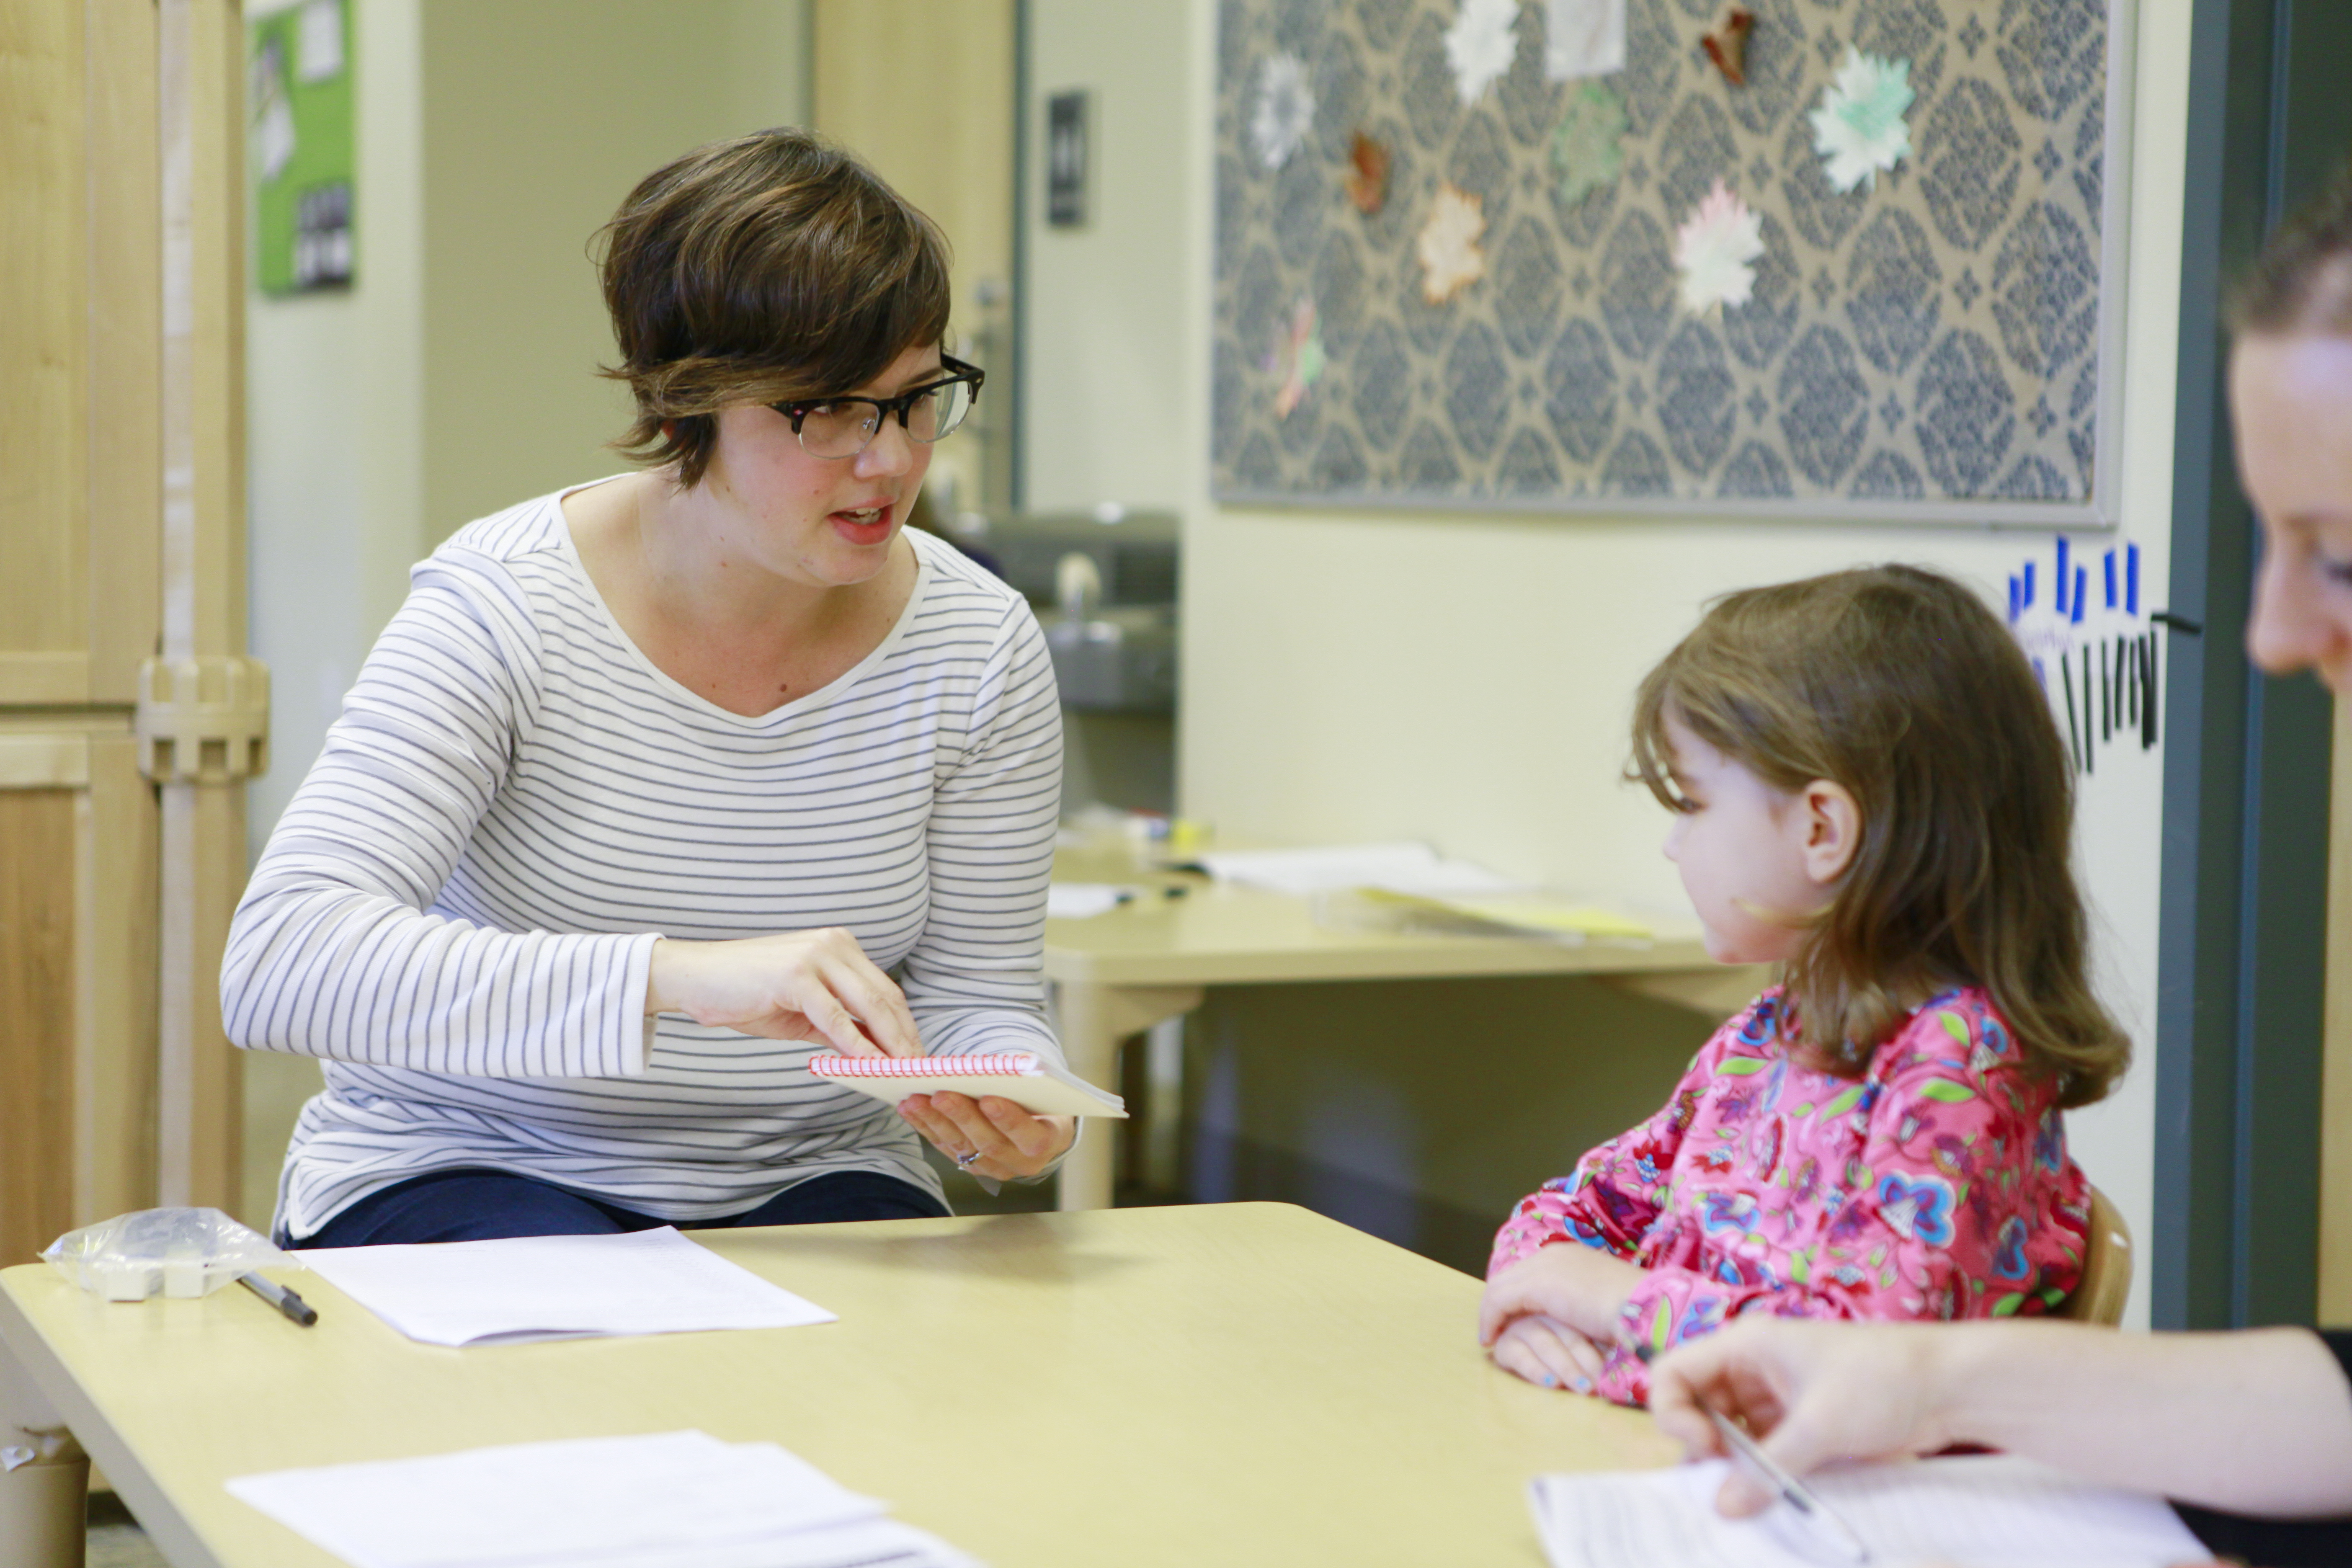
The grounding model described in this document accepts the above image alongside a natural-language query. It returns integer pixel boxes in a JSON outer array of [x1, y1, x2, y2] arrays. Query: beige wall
[[1026, 0, 2186, 1319], [419, 0, 813, 539]]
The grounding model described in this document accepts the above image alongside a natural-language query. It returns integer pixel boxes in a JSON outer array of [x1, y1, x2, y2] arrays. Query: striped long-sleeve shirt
[[223, 488, 1065, 1240]]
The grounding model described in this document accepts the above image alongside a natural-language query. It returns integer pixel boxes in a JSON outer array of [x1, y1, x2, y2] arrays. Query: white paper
[[1047, 882, 1129, 919], [299, 1227, 835, 1348], [1545, 0, 1626, 80], [1529, 1455, 2208, 1568], [297, 0, 345, 81], [1193, 841, 1521, 898], [227, 1430, 978, 1568]]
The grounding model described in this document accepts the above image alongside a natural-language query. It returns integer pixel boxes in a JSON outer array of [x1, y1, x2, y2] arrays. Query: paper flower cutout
[[1344, 131, 1391, 214], [1444, 0, 1521, 106], [1701, 6, 1754, 86], [1250, 52, 1315, 170], [1808, 46, 1915, 192], [1417, 181, 1488, 304], [1542, 0, 1625, 81], [1264, 297, 1326, 418], [1550, 81, 1627, 208], [1672, 178, 1765, 315]]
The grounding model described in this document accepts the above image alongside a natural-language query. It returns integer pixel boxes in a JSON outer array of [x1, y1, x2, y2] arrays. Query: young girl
[[1479, 565, 2128, 1407]]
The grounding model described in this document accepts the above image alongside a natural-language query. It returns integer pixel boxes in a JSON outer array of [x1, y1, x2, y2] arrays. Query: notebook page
[[1530, 1456, 2209, 1568], [299, 1227, 836, 1347]]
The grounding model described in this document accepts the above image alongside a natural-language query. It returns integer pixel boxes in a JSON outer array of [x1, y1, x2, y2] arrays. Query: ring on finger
[[955, 1148, 983, 1169]]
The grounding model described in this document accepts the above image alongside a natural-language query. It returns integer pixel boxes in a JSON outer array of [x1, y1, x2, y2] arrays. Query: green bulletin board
[[251, 0, 355, 295]]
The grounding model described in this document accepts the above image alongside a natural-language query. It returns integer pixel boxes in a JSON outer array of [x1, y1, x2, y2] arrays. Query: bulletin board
[[1210, 0, 2134, 525]]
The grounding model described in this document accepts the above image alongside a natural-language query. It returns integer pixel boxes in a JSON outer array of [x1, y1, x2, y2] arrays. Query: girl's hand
[[645, 931, 923, 1057], [1479, 1241, 1650, 1346], [898, 1091, 1075, 1181], [1489, 1314, 1608, 1393]]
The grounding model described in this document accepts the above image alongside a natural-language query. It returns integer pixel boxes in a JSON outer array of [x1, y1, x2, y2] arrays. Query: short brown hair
[[1629, 565, 2128, 1108], [2228, 155, 2352, 338], [596, 128, 952, 487]]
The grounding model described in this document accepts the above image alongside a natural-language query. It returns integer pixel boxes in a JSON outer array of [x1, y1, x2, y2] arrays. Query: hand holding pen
[[1641, 1332, 1877, 1561]]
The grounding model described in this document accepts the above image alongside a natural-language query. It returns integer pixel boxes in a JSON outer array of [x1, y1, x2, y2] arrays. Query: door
[[0, 0, 258, 1265]]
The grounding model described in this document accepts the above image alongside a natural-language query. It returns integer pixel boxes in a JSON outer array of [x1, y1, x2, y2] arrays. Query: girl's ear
[[1795, 778, 1862, 886]]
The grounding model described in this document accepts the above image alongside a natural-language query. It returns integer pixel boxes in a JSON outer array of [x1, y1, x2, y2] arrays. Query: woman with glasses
[[223, 129, 1076, 1246]]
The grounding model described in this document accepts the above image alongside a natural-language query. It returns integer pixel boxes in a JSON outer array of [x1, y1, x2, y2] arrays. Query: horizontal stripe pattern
[[223, 492, 1064, 1238]]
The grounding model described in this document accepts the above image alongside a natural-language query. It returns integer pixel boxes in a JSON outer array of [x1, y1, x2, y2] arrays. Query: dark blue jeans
[[293, 1168, 949, 1248]]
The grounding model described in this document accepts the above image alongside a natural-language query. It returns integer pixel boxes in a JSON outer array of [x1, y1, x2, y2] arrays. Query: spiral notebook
[[805, 1052, 1127, 1117]]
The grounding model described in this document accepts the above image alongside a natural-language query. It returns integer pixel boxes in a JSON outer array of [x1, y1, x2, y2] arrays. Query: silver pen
[[1701, 1400, 1873, 1565], [237, 1271, 318, 1327]]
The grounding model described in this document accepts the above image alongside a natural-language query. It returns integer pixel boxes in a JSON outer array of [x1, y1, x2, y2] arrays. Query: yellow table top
[[1, 1204, 1679, 1568], [1042, 850, 1719, 988]]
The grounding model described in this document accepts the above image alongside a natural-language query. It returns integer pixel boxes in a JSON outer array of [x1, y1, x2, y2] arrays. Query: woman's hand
[[1648, 1319, 1956, 1516], [897, 1092, 1075, 1180], [645, 931, 923, 1057], [1479, 1241, 1649, 1347], [1489, 1314, 1609, 1393]]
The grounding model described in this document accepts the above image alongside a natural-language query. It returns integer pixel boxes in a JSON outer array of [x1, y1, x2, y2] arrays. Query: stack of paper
[[229, 1430, 978, 1568], [1313, 886, 1654, 943], [1192, 841, 1521, 897], [1528, 1455, 2208, 1568], [1045, 882, 1131, 919], [299, 1227, 836, 1347]]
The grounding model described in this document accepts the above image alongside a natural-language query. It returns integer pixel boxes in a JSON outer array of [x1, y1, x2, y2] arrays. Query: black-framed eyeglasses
[[771, 354, 985, 459]]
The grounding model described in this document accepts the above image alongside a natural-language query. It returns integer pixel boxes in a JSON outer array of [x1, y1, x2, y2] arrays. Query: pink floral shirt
[[1490, 986, 2089, 1406]]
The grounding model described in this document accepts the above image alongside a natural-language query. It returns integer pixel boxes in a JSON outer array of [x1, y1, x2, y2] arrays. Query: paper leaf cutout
[[1417, 181, 1488, 304], [1249, 52, 1315, 170], [1550, 81, 1627, 208], [1543, 0, 1626, 81], [1444, 0, 1521, 107], [1701, 7, 1754, 87], [1265, 297, 1326, 418], [1808, 46, 1916, 192], [1344, 131, 1391, 214], [1672, 178, 1765, 314]]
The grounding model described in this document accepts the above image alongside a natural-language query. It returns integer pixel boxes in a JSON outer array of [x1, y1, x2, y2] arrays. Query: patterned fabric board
[[1211, 0, 2120, 518]]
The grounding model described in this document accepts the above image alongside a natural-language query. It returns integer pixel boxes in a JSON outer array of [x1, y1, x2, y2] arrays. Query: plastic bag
[[41, 1208, 296, 1302]]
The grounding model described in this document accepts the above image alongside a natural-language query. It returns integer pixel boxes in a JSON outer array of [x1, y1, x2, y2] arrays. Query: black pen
[[237, 1271, 318, 1327]]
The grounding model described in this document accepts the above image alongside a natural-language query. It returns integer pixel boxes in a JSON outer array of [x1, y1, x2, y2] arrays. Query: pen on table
[[1636, 1341, 1872, 1564], [1112, 885, 1189, 906], [237, 1272, 318, 1327]]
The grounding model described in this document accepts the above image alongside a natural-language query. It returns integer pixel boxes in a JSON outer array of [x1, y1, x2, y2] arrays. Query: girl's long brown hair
[[1629, 565, 2128, 1108]]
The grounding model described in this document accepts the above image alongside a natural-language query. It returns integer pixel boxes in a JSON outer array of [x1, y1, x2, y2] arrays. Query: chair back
[[2054, 1184, 2132, 1326]]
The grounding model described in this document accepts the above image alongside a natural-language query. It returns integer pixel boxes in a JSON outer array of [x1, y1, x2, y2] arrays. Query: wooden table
[[1, 1203, 1679, 1568], [1044, 851, 1759, 1210]]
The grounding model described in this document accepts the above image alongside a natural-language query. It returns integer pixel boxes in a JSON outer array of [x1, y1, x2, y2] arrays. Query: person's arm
[[1651, 1317, 2352, 1519], [222, 552, 915, 1076], [887, 595, 1075, 1179], [1478, 1029, 1741, 1389], [1489, 1030, 1732, 1278]]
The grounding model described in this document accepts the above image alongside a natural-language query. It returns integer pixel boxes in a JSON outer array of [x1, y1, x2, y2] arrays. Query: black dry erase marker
[[238, 1271, 318, 1327]]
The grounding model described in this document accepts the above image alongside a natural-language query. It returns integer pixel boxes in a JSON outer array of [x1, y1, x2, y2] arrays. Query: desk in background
[[0, 1203, 1679, 1568], [1044, 848, 1764, 1210]]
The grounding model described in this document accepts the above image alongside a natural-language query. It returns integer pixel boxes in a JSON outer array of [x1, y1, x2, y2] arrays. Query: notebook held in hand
[[806, 1053, 1128, 1118]]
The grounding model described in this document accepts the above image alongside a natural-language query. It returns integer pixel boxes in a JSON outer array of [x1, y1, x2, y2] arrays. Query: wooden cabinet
[[0, 0, 251, 1266]]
